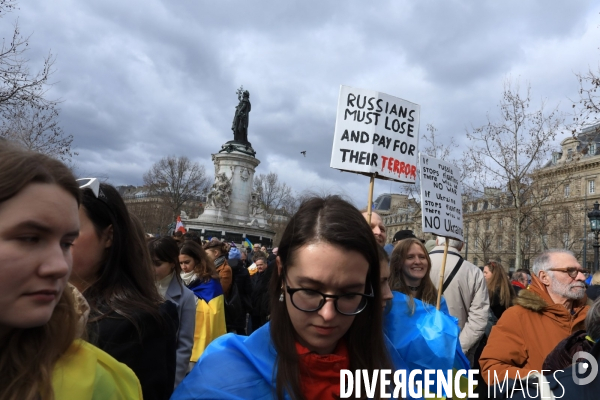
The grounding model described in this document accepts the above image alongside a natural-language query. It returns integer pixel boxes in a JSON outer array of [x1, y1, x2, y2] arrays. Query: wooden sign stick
[[435, 239, 449, 310], [366, 175, 375, 224]]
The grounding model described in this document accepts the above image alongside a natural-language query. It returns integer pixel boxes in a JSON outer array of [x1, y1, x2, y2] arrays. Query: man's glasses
[[285, 285, 373, 316], [77, 178, 107, 200], [548, 267, 590, 279]]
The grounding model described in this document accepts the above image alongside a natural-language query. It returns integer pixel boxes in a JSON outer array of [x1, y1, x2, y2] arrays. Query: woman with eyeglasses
[[0, 143, 141, 400], [178, 241, 227, 367], [147, 236, 196, 388], [172, 196, 393, 400], [483, 261, 516, 320], [70, 179, 178, 400]]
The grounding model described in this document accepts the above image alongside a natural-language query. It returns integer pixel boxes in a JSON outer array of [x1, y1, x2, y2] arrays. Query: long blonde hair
[[0, 284, 79, 400], [0, 143, 80, 400]]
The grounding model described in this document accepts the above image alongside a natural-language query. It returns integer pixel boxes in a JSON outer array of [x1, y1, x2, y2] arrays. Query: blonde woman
[[0, 143, 141, 400]]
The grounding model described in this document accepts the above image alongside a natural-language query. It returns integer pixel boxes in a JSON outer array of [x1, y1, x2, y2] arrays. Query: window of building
[[473, 257, 479, 266], [564, 212, 570, 225], [510, 238, 516, 250], [567, 148, 573, 159], [563, 233, 569, 248], [474, 238, 479, 250], [590, 143, 597, 156], [498, 219, 503, 228], [509, 259, 515, 270], [590, 180, 595, 194], [564, 184, 570, 197], [542, 234, 549, 249], [485, 219, 490, 230], [552, 153, 558, 164], [523, 259, 530, 269], [497, 236, 502, 250]]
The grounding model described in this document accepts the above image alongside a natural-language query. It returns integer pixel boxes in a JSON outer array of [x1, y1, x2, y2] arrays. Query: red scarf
[[296, 340, 349, 400]]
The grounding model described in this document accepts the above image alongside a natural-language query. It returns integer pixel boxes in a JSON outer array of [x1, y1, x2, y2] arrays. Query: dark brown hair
[[485, 261, 515, 309], [269, 196, 391, 400], [180, 241, 219, 283], [148, 236, 182, 283], [79, 183, 163, 329], [389, 238, 438, 307], [0, 142, 80, 400]]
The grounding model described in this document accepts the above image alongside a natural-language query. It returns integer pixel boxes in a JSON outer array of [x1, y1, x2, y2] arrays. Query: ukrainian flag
[[244, 238, 253, 248], [188, 278, 227, 362]]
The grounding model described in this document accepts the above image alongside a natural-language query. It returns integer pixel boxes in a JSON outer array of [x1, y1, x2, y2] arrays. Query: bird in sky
[[300, 151, 306, 157]]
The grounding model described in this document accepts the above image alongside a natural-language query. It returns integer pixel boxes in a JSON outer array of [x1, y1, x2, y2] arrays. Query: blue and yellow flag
[[188, 278, 227, 362]]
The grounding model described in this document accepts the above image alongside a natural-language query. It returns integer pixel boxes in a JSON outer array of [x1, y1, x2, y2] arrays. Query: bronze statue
[[232, 89, 251, 143]]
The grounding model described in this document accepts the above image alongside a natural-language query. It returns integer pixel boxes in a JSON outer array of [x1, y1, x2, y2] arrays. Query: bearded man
[[480, 249, 589, 384]]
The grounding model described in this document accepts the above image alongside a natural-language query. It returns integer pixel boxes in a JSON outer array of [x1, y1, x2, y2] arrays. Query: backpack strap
[[429, 250, 464, 293]]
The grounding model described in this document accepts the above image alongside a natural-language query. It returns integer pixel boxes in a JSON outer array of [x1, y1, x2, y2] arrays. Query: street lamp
[[587, 201, 600, 272]]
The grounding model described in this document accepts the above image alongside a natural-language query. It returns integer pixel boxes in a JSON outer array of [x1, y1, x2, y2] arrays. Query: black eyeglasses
[[548, 267, 590, 279], [285, 285, 373, 316]]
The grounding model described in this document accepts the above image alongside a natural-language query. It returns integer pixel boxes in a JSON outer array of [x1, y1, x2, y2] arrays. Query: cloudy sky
[[11, 0, 600, 206]]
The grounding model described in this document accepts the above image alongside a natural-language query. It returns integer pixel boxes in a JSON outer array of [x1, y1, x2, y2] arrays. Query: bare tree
[[574, 66, 600, 128], [0, 103, 74, 161], [253, 172, 293, 224], [0, 2, 57, 113], [143, 155, 210, 220], [464, 81, 566, 269], [0, 2, 74, 160], [399, 123, 460, 201]]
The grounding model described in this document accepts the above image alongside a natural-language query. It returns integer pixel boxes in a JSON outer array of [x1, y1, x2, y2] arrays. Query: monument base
[[183, 140, 274, 246]]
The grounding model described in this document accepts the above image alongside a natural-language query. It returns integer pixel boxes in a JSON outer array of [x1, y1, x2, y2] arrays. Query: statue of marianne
[[232, 90, 251, 144]]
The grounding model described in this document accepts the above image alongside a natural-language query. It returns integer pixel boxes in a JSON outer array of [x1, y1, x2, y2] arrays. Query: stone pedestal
[[200, 150, 259, 223], [185, 141, 274, 245]]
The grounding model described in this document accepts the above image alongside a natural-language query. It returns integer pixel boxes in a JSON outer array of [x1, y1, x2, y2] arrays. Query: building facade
[[462, 124, 600, 272]]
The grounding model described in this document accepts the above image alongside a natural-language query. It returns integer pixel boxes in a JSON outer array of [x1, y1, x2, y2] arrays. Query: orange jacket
[[480, 275, 588, 384]]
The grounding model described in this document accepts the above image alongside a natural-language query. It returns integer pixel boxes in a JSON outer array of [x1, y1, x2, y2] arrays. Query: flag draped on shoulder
[[384, 291, 469, 373], [176, 216, 186, 233], [172, 323, 278, 399], [52, 339, 143, 399], [188, 278, 227, 362]]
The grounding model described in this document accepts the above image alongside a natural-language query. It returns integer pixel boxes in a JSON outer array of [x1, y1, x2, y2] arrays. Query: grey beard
[[550, 275, 586, 300]]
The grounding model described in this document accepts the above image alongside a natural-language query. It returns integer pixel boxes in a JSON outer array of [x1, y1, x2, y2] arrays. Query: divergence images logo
[[572, 351, 598, 386]]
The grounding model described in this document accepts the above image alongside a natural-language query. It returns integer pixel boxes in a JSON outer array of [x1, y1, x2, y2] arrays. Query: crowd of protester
[[3, 140, 600, 399]]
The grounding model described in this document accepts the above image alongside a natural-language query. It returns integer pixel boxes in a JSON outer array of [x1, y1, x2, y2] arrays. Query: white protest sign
[[330, 85, 420, 183], [419, 153, 463, 241]]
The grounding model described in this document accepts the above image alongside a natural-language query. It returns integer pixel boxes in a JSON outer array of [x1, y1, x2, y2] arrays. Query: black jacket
[[228, 257, 253, 314], [87, 301, 178, 400]]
